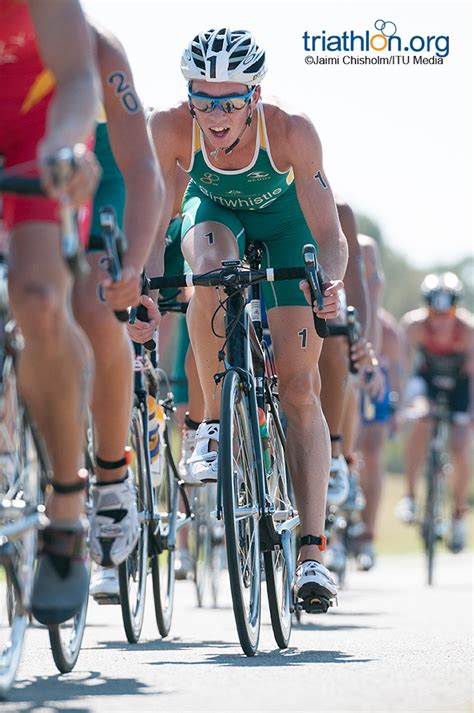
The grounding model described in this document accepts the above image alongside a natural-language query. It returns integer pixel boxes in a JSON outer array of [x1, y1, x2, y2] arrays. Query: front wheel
[[151, 444, 177, 638], [48, 569, 90, 673], [219, 370, 261, 656]]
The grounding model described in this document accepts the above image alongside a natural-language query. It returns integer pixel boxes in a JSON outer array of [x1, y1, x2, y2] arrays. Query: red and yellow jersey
[[0, 0, 55, 135]]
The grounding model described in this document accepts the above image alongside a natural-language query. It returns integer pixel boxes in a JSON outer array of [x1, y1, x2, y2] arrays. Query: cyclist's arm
[[384, 314, 405, 405], [460, 312, 474, 418], [28, 0, 100, 157], [337, 202, 368, 335], [287, 114, 348, 281], [146, 110, 181, 284], [94, 22, 164, 271], [359, 234, 384, 352], [400, 312, 421, 405]]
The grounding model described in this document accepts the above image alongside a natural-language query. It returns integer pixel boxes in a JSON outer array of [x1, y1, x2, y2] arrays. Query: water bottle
[[258, 408, 272, 474], [147, 395, 161, 486]]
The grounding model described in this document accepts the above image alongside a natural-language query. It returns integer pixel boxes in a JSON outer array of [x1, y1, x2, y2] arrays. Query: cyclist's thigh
[[237, 194, 315, 310], [449, 421, 469, 454], [181, 194, 245, 271], [171, 317, 190, 405], [358, 420, 387, 452], [72, 253, 121, 330], [267, 306, 323, 398], [2, 103, 59, 232], [160, 215, 185, 300]]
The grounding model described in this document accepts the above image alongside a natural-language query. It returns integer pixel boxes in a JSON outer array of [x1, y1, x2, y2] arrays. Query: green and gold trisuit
[[181, 102, 317, 309]]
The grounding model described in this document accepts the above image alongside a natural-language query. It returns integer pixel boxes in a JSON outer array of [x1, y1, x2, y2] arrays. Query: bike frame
[[132, 343, 192, 555], [214, 248, 300, 611]]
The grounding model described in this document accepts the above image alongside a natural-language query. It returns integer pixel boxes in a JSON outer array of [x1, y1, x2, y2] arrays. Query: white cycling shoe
[[327, 455, 350, 507], [395, 495, 417, 524], [175, 548, 193, 580], [356, 541, 376, 571], [178, 426, 197, 483], [90, 475, 139, 567], [294, 560, 338, 603], [448, 518, 466, 553], [90, 565, 120, 601], [186, 421, 220, 484], [324, 542, 346, 575]]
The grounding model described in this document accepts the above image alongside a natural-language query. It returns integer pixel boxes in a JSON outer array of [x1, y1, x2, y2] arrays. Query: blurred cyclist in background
[[397, 272, 473, 553]]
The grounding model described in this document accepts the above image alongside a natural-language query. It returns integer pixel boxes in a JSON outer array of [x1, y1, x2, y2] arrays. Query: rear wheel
[[0, 352, 42, 697], [423, 440, 442, 587], [263, 397, 293, 649], [118, 406, 149, 643], [220, 370, 261, 656], [190, 486, 212, 608]]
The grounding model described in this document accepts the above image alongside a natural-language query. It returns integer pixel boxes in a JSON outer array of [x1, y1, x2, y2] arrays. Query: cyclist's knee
[[410, 417, 430, 439], [182, 223, 238, 271], [279, 370, 320, 412], [450, 426, 469, 458], [84, 311, 127, 354], [9, 279, 67, 340]]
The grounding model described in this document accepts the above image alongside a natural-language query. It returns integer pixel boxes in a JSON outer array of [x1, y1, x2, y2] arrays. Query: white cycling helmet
[[181, 28, 267, 84], [420, 272, 463, 311]]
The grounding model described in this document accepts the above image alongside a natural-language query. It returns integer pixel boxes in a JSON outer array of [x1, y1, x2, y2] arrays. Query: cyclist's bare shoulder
[[335, 201, 358, 248], [379, 306, 401, 334], [148, 103, 192, 167], [263, 100, 322, 170], [455, 308, 474, 336], [88, 16, 133, 74], [401, 308, 425, 341]]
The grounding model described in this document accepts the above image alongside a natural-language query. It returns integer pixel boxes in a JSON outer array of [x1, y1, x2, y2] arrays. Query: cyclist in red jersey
[[0, 0, 102, 625], [397, 273, 473, 553]]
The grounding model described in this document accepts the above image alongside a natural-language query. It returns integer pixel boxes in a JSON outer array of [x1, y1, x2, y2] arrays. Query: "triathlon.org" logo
[[302, 20, 449, 65]]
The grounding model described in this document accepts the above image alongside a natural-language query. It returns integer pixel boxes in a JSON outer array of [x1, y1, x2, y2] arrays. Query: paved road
[[4, 551, 473, 712]]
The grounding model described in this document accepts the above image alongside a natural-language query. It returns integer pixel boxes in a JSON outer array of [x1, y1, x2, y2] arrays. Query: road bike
[[116, 304, 193, 642], [419, 390, 452, 586], [149, 242, 330, 655], [0, 154, 90, 694]]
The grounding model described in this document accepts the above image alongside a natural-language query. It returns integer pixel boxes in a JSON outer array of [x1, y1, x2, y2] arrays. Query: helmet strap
[[224, 108, 254, 155]]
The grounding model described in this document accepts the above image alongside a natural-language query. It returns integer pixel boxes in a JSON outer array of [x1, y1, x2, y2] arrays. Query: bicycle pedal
[[302, 594, 333, 614], [92, 593, 121, 605]]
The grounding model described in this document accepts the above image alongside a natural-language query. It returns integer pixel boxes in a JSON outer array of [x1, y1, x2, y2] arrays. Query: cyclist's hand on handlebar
[[361, 364, 385, 401], [127, 295, 161, 344], [101, 265, 141, 313], [38, 143, 101, 207], [299, 279, 344, 319], [350, 338, 374, 372]]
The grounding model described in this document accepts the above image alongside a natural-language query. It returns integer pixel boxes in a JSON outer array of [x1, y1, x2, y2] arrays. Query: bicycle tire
[[118, 406, 149, 643], [423, 437, 442, 586], [151, 444, 177, 637], [0, 355, 42, 698], [263, 397, 293, 649], [190, 486, 213, 608], [48, 419, 95, 673], [48, 568, 90, 673], [220, 370, 261, 656]]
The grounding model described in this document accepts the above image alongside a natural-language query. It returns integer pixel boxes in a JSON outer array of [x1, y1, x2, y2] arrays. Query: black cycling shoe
[[31, 521, 89, 625]]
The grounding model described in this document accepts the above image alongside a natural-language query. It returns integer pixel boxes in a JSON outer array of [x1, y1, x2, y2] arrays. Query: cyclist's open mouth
[[209, 126, 230, 139]]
